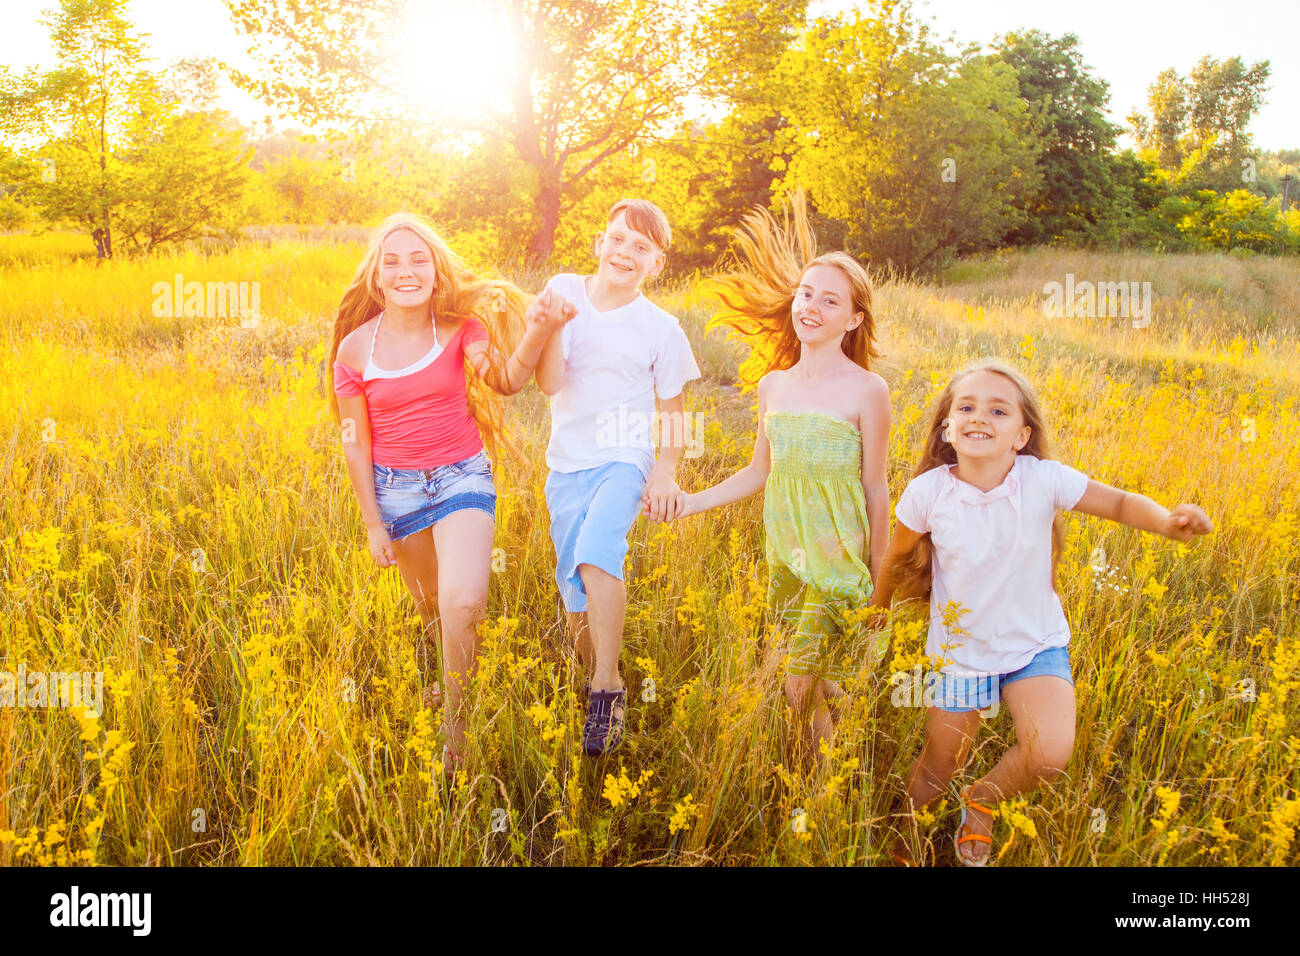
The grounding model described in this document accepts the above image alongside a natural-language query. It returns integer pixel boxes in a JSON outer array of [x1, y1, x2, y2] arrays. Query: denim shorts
[[932, 645, 1073, 713], [544, 462, 646, 613], [372, 449, 496, 541]]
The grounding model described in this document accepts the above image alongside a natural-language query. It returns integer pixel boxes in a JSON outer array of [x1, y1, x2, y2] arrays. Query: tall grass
[[0, 234, 1296, 865]]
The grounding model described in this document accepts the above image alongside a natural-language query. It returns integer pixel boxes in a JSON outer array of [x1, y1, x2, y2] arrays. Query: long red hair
[[707, 189, 880, 387], [325, 213, 528, 461]]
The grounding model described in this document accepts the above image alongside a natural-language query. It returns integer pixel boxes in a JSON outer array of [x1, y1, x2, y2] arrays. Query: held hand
[[526, 289, 577, 333], [644, 489, 693, 522], [1164, 503, 1213, 542], [367, 525, 397, 568], [642, 473, 684, 522]]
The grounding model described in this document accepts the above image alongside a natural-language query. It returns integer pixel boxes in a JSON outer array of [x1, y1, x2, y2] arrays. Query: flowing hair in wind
[[707, 189, 880, 388], [325, 212, 529, 461]]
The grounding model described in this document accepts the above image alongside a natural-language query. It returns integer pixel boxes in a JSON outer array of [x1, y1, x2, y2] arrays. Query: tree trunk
[[527, 175, 562, 267]]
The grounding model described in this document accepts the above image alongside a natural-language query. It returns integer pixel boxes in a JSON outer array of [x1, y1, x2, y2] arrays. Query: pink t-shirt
[[893, 454, 1090, 675], [333, 316, 488, 468]]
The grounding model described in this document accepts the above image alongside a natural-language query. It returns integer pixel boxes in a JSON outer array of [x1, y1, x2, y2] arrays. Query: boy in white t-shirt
[[535, 198, 701, 756]]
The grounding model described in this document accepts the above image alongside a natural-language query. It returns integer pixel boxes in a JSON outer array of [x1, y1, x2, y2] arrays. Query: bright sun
[[395, 0, 518, 120]]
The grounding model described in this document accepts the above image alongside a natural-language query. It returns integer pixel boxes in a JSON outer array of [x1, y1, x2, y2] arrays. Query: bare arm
[[869, 520, 925, 610], [644, 391, 688, 521], [859, 373, 892, 587], [1071, 479, 1213, 541], [533, 295, 568, 396], [674, 375, 773, 518], [336, 382, 396, 568], [465, 290, 575, 395]]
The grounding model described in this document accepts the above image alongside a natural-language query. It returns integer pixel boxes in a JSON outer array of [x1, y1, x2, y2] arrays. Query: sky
[[2, 0, 1295, 151]]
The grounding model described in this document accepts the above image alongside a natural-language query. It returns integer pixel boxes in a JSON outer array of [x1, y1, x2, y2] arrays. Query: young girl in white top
[[871, 358, 1212, 865]]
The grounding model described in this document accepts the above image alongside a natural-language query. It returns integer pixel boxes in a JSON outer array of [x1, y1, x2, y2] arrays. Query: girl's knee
[[439, 589, 487, 623], [784, 674, 816, 707]]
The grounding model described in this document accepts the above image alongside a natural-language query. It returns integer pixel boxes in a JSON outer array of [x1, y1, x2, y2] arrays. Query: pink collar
[[944, 456, 1022, 505]]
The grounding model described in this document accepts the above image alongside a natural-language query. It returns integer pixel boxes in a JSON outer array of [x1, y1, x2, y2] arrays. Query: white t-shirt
[[894, 454, 1090, 675], [543, 273, 701, 477]]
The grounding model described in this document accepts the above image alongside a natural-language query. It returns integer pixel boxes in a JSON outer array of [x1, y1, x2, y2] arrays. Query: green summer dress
[[763, 411, 876, 682]]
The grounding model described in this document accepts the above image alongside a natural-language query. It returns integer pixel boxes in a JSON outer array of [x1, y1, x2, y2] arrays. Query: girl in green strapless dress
[[663, 193, 893, 760]]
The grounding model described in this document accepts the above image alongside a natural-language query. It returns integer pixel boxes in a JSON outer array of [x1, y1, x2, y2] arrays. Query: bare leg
[[430, 509, 494, 765], [578, 563, 625, 693], [566, 610, 595, 677], [892, 706, 981, 863], [391, 528, 440, 706], [960, 676, 1075, 864], [784, 674, 834, 762]]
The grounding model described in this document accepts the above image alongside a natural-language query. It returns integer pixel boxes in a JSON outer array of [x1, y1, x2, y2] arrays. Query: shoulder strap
[[367, 312, 383, 366]]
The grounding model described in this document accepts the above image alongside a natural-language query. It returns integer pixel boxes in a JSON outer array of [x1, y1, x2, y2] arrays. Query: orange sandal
[[954, 784, 997, 867]]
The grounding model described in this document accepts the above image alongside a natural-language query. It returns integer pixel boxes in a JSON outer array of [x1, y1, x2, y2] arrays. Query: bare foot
[[421, 682, 442, 712]]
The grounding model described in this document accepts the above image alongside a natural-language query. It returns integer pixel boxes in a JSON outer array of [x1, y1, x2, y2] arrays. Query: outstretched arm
[[465, 289, 576, 395], [1071, 479, 1213, 542], [664, 374, 774, 520]]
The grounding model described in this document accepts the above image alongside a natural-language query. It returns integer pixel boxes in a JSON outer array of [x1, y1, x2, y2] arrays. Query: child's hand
[[1163, 503, 1213, 541], [525, 289, 576, 333], [643, 473, 684, 522], [644, 490, 696, 522], [366, 524, 397, 568]]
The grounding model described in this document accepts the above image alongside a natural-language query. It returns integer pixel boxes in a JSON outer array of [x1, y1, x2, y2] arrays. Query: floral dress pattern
[[763, 411, 877, 682]]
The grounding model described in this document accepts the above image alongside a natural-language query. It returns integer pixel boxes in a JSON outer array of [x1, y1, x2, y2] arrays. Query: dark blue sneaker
[[582, 688, 626, 756]]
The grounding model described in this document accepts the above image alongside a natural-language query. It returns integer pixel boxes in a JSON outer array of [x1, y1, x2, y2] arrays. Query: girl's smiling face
[[946, 369, 1032, 461], [379, 228, 437, 308], [792, 263, 862, 344]]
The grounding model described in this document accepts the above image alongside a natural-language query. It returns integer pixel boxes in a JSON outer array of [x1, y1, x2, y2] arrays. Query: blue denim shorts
[[372, 449, 496, 541], [544, 462, 646, 613], [932, 645, 1073, 713]]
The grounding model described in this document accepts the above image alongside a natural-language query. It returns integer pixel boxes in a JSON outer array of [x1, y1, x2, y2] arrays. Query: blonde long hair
[[887, 359, 1067, 606], [326, 213, 528, 461], [707, 189, 880, 387]]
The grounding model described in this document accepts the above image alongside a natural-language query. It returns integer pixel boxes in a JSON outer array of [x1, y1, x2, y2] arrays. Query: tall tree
[[1129, 55, 1271, 191], [0, 0, 253, 256], [993, 30, 1124, 244], [772, 1, 1041, 274], [224, 0, 713, 264]]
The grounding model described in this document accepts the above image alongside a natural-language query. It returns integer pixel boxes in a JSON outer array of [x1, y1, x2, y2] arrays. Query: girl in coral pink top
[[872, 359, 1212, 866], [327, 213, 574, 769]]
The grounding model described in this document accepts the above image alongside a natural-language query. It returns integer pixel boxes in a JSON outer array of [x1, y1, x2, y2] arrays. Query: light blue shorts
[[544, 462, 647, 613], [933, 646, 1073, 713], [372, 449, 496, 542]]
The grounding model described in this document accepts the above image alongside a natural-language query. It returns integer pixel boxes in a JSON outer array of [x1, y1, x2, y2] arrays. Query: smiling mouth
[[964, 431, 992, 440], [610, 262, 633, 273], [394, 285, 421, 292], [797, 316, 821, 328]]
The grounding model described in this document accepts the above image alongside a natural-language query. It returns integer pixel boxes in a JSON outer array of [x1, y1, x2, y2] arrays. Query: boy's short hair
[[607, 198, 671, 252]]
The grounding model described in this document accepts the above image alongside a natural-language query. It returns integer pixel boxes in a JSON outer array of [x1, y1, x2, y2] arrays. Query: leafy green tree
[[225, 0, 714, 265], [773, 1, 1041, 274], [0, 0, 253, 256], [1129, 55, 1271, 191], [993, 30, 1126, 245]]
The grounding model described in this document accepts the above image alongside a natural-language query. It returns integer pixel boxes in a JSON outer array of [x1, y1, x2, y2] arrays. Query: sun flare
[[396, 0, 518, 120]]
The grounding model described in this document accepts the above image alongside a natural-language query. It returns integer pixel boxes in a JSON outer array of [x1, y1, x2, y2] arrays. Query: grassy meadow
[[1, 231, 1297, 866]]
